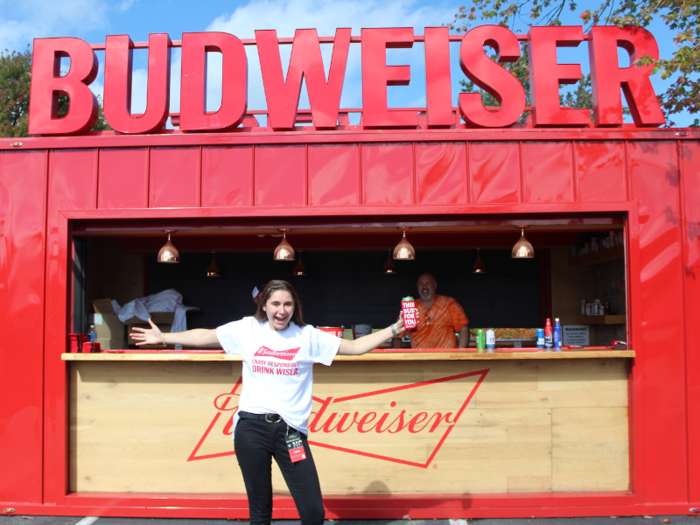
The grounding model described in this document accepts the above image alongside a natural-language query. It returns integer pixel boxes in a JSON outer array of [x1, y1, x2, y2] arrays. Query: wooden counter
[[65, 351, 633, 496], [63, 349, 634, 361]]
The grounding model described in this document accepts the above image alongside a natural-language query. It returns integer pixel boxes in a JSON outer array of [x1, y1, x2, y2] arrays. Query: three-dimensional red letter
[[459, 25, 526, 128], [589, 26, 664, 127], [257, 28, 351, 130], [28, 37, 98, 135], [362, 28, 418, 128], [104, 33, 171, 134], [180, 32, 247, 131], [528, 26, 590, 126], [424, 27, 453, 128]]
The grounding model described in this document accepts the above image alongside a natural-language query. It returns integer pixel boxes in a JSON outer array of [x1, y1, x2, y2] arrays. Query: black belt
[[238, 411, 283, 423]]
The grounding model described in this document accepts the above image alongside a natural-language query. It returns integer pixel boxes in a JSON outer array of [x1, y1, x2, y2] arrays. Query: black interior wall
[[147, 250, 542, 330]]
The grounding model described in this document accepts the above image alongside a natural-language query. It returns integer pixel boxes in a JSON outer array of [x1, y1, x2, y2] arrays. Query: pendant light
[[293, 250, 308, 276], [512, 225, 535, 258], [157, 230, 179, 263], [274, 228, 295, 260], [471, 248, 486, 273], [382, 250, 397, 274], [393, 227, 415, 260], [206, 251, 221, 277]]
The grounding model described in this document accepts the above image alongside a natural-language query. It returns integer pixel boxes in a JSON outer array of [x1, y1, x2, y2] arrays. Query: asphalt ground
[[2, 515, 700, 525]]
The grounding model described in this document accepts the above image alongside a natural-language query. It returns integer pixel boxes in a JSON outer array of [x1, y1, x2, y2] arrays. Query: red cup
[[318, 327, 344, 338], [81, 341, 101, 353], [69, 333, 88, 353]]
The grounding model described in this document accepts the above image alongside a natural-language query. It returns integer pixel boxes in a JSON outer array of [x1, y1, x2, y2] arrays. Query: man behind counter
[[395, 273, 470, 349]]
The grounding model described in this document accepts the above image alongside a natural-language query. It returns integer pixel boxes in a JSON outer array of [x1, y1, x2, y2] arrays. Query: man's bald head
[[417, 274, 437, 301]]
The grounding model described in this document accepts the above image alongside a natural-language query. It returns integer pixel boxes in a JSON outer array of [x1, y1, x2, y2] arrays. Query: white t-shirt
[[216, 316, 342, 435]]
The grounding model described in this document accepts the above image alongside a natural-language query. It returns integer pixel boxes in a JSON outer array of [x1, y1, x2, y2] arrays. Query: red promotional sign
[[189, 368, 489, 468], [28, 25, 664, 136]]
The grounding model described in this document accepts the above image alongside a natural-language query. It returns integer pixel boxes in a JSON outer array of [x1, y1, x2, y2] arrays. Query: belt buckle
[[265, 413, 282, 423]]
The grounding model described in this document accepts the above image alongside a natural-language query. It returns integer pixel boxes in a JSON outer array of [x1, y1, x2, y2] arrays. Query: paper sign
[[94, 313, 103, 325], [563, 325, 589, 346]]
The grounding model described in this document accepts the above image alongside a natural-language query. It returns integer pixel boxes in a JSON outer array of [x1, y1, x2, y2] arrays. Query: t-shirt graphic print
[[252, 345, 301, 376], [216, 317, 341, 435]]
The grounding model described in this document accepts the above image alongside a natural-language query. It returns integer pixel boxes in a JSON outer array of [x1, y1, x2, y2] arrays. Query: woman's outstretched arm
[[130, 318, 220, 347], [337, 314, 404, 356]]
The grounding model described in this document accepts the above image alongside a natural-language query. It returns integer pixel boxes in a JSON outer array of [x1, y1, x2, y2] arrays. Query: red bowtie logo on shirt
[[253, 345, 300, 361]]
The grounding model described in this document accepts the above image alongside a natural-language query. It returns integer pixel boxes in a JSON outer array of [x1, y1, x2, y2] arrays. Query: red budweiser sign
[[29, 26, 664, 136], [189, 368, 489, 468]]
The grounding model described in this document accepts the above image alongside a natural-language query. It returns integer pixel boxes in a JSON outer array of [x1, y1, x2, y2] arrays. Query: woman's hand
[[393, 311, 405, 334], [130, 318, 164, 346]]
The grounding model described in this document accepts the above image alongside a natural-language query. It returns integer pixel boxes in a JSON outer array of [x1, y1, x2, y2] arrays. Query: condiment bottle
[[544, 318, 553, 350], [553, 318, 562, 351]]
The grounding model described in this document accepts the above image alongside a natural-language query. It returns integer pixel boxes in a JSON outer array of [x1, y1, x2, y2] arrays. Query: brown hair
[[254, 280, 306, 327]]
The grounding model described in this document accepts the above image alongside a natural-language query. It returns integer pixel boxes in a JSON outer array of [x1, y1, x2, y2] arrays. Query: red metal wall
[[0, 151, 47, 504], [1, 131, 698, 517]]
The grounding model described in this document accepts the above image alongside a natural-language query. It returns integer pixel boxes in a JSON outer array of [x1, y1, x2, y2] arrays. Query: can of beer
[[536, 329, 545, 348], [486, 329, 496, 351], [580, 300, 586, 315], [401, 296, 418, 331], [476, 329, 486, 352]]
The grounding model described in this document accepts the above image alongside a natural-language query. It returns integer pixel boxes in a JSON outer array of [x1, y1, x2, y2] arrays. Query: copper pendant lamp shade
[[512, 225, 535, 258], [157, 230, 179, 263], [382, 250, 397, 273], [274, 229, 295, 261], [293, 250, 307, 276], [393, 227, 415, 260], [206, 251, 221, 277], [471, 248, 486, 273]]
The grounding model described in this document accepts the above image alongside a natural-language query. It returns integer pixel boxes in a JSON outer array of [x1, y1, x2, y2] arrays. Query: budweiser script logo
[[253, 345, 300, 361], [189, 368, 489, 467]]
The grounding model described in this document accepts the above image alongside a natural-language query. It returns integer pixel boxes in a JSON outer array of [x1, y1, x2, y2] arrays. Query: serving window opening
[[71, 214, 628, 351]]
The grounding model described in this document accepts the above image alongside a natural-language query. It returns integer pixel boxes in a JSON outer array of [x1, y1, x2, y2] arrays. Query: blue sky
[[0, 0, 691, 127]]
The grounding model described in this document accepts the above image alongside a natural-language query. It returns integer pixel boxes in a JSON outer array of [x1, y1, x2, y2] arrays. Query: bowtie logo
[[253, 345, 300, 361], [189, 368, 489, 467]]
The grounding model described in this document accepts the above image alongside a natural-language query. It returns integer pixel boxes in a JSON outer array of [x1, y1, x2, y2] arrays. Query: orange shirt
[[409, 295, 469, 349]]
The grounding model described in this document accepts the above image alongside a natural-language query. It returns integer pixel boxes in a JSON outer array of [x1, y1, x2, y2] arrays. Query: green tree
[[0, 47, 111, 137], [450, 0, 700, 127], [0, 48, 32, 137]]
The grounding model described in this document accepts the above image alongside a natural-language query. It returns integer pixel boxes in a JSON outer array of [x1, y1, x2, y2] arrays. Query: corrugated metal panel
[[308, 144, 360, 207], [0, 151, 48, 504], [201, 146, 254, 208]]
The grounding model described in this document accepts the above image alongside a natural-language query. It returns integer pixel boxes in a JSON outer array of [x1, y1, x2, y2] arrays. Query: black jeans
[[234, 415, 325, 525]]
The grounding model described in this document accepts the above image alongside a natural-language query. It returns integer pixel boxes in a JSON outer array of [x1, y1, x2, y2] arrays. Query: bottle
[[544, 318, 553, 350], [87, 324, 97, 342], [553, 318, 562, 351]]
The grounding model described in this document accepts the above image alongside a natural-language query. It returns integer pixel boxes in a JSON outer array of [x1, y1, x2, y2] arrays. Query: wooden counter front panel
[[69, 359, 629, 494]]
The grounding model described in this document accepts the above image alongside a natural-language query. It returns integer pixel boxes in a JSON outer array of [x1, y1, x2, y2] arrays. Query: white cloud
[[207, 0, 453, 39], [118, 0, 138, 12], [0, 0, 109, 51], [201, 0, 458, 116]]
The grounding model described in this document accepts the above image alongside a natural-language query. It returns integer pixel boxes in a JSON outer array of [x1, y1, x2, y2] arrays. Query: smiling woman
[[129, 278, 403, 525]]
